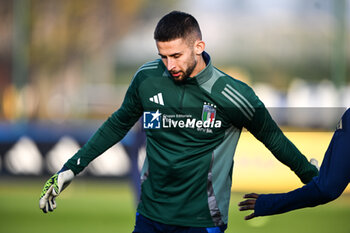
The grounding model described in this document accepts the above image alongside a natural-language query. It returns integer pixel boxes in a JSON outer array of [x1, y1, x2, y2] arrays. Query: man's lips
[[170, 71, 181, 77]]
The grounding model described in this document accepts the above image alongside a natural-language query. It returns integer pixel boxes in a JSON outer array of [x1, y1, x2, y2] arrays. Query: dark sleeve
[[245, 93, 318, 184], [254, 109, 350, 216], [64, 77, 143, 175]]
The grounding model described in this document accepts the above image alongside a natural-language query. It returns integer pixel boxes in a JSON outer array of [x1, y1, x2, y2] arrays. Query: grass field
[[0, 178, 349, 233]]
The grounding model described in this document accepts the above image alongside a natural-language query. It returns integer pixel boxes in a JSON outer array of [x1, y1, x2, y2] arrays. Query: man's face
[[156, 38, 197, 83]]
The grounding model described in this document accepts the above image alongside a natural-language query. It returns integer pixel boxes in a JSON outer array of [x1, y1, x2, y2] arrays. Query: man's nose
[[167, 58, 176, 71]]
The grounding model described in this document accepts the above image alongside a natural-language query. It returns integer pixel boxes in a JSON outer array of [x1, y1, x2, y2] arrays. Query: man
[[239, 109, 350, 220], [39, 11, 318, 232]]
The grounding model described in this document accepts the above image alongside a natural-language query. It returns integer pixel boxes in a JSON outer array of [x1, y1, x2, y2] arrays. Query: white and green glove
[[39, 167, 74, 213]]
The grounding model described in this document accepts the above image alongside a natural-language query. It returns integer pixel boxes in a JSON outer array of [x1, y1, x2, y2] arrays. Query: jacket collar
[[192, 51, 213, 85]]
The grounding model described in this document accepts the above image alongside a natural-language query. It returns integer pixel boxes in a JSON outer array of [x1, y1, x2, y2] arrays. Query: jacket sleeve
[[243, 88, 318, 184], [64, 77, 143, 175], [254, 109, 350, 216]]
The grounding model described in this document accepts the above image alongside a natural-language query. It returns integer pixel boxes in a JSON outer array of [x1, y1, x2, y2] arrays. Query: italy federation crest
[[202, 102, 217, 123]]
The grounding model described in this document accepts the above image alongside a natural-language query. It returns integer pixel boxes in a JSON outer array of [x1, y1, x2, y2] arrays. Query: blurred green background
[[0, 178, 350, 233], [0, 1, 349, 233], [1, 0, 349, 121]]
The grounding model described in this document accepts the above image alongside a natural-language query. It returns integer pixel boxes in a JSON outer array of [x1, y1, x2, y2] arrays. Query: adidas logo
[[149, 93, 164, 106]]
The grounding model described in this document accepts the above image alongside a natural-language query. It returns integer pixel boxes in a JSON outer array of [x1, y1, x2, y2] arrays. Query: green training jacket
[[64, 52, 318, 227]]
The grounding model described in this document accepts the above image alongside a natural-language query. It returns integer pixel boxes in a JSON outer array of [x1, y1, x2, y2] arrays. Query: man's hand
[[39, 168, 74, 213], [238, 193, 259, 220]]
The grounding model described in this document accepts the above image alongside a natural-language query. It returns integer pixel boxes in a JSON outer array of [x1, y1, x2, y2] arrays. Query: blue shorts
[[132, 213, 227, 233]]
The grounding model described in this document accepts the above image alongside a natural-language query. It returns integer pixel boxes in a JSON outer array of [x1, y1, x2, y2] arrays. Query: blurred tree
[[0, 1, 12, 80], [25, 0, 145, 119], [0, 1, 13, 119], [30, 0, 145, 75]]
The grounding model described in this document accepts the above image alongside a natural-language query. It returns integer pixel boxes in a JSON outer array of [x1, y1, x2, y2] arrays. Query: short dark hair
[[154, 11, 202, 42]]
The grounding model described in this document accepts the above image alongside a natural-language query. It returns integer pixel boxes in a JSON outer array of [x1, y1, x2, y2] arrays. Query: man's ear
[[194, 40, 205, 55]]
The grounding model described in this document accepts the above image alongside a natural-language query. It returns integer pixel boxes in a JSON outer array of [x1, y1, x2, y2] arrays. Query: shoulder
[[209, 67, 265, 121], [133, 59, 164, 80], [128, 59, 165, 90], [210, 67, 260, 105]]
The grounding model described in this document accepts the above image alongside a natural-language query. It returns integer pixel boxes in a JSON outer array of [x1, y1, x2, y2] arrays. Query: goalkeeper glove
[[39, 166, 74, 213]]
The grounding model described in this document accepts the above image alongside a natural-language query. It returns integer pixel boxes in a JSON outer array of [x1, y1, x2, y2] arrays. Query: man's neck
[[190, 54, 206, 78]]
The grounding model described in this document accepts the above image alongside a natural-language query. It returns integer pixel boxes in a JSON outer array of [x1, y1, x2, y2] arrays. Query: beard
[[170, 56, 197, 84]]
